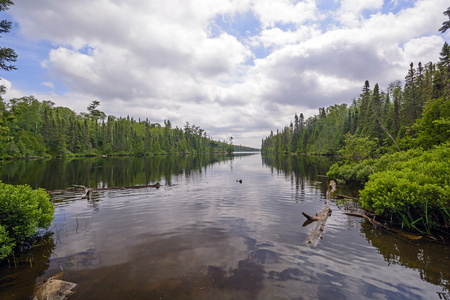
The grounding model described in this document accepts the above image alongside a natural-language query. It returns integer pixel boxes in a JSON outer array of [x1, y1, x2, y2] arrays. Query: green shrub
[[339, 133, 379, 162], [327, 160, 375, 185], [360, 169, 449, 233], [0, 181, 54, 259], [329, 144, 450, 233]]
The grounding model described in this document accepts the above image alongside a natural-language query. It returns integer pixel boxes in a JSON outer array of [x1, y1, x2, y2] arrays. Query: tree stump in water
[[329, 180, 336, 193], [302, 207, 332, 246]]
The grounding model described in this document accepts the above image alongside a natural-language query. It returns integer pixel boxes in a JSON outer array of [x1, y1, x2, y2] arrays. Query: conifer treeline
[[261, 42, 450, 154], [0, 98, 235, 158]]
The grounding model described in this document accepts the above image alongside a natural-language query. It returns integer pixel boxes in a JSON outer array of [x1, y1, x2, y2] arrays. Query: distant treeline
[[234, 145, 260, 152], [261, 42, 450, 154], [0, 98, 238, 158]]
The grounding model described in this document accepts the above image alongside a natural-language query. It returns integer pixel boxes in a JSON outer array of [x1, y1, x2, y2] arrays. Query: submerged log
[[47, 182, 162, 197], [302, 207, 332, 246]]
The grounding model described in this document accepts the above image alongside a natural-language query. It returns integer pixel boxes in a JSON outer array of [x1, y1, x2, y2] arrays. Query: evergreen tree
[[0, 0, 17, 82], [438, 6, 450, 33]]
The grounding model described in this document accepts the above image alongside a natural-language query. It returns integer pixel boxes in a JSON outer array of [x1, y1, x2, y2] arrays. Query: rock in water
[[34, 279, 77, 300]]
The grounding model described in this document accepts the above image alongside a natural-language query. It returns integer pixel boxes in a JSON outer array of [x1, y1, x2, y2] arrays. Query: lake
[[0, 154, 449, 299]]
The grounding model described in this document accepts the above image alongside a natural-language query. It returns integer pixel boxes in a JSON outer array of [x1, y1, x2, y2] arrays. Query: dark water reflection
[[0, 153, 448, 300], [0, 154, 235, 190]]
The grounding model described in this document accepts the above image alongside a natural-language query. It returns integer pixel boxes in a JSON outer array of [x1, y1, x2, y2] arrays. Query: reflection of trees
[[0, 233, 55, 300], [360, 222, 450, 294], [261, 154, 336, 201], [0, 155, 235, 190]]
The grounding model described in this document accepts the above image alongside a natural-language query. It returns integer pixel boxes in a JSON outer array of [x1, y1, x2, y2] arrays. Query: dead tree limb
[[47, 183, 162, 196], [344, 212, 422, 240], [302, 207, 332, 245], [71, 185, 91, 199], [344, 212, 385, 229]]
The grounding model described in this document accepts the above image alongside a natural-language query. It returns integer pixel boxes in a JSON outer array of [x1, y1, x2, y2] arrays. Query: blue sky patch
[[211, 10, 261, 41]]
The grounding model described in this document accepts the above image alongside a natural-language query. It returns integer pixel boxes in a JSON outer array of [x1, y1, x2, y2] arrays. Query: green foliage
[[262, 38, 450, 234], [0, 0, 17, 76], [0, 98, 236, 159], [329, 145, 450, 233], [414, 97, 450, 148], [339, 133, 379, 162], [0, 181, 54, 259], [327, 160, 375, 185], [262, 42, 450, 155]]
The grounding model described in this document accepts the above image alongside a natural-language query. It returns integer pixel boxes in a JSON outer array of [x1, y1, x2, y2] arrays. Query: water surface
[[0, 154, 448, 299]]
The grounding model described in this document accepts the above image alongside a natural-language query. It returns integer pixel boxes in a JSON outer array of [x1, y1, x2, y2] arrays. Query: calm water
[[0, 154, 448, 300]]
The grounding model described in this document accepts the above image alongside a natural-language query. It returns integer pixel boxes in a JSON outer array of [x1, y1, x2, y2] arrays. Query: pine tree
[[439, 6, 450, 33]]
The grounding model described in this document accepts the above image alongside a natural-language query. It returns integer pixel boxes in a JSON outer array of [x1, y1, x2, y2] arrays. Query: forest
[[261, 42, 450, 155], [0, 98, 239, 158], [261, 41, 450, 234]]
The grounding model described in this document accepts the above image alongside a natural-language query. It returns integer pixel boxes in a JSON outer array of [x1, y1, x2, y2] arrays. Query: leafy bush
[[0, 181, 54, 259], [328, 144, 450, 233], [327, 159, 376, 185], [360, 167, 449, 233], [339, 133, 379, 162], [414, 97, 450, 149]]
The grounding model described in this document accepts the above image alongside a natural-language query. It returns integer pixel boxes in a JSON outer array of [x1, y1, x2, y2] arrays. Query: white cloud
[[41, 81, 55, 89], [3, 0, 449, 148], [252, 0, 319, 28], [336, 0, 383, 27], [403, 36, 444, 65], [340, 0, 383, 14]]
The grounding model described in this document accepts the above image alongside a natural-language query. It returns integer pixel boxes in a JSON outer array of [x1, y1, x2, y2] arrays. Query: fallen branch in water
[[344, 212, 385, 229], [47, 183, 162, 197], [302, 207, 332, 245], [344, 212, 423, 240], [71, 184, 91, 199]]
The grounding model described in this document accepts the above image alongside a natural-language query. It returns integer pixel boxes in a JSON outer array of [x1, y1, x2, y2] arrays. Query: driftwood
[[344, 212, 422, 240], [72, 185, 91, 199], [344, 212, 386, 229], [47, 183, 162, 197], [302, 207, 332, 245]]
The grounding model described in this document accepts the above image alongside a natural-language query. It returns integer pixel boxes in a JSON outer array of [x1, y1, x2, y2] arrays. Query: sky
[[1, 0, 449, 148]]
